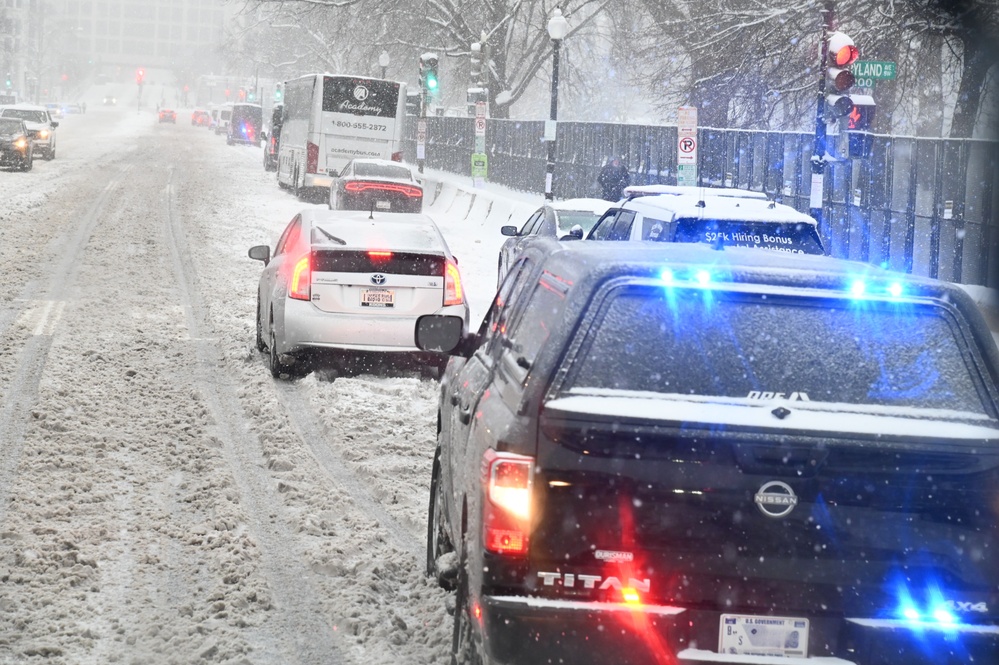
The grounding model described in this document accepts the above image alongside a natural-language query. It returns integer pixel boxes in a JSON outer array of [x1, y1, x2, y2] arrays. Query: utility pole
[[809, 0, 836, 236]]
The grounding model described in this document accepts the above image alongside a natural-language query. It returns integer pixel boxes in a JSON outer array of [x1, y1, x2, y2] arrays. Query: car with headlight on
[[417, 237, 999, 665], [0, 117, 34, 171], [329, 158, 423, 213], [498, 198, 614, 285], [248, 209, 468, 380], [103, 95, 117, 106], [0, 104, 57, 160]]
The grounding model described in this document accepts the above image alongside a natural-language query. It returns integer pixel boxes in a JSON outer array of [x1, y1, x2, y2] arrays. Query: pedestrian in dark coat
[[598, 157, 629, 201]]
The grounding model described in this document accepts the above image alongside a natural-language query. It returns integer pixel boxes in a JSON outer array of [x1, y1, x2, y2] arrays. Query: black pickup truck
[[416, 238, 999, 665]]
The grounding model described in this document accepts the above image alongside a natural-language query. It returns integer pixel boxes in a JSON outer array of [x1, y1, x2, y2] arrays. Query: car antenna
[[369, 201, 375, 220]]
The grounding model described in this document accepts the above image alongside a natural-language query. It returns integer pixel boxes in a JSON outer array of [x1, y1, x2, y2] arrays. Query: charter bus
[[277, 74, 407, 200]]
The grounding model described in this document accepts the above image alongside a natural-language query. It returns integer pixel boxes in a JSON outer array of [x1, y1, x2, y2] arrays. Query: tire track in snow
[[161, 170, 352, 665], [0, 173, 127, 526]]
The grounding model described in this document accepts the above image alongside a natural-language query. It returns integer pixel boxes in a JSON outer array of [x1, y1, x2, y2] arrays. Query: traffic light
[[238, 88, 246, 101], [825, 32, 858, 118], [274, 84, 283, 102], [135, 68, 145, 85], [420, 53, 439, 97], [4, 72, 12, 89]]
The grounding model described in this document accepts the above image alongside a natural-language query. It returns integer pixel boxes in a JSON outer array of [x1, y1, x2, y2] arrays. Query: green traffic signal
[[426, 73, 438, 91]]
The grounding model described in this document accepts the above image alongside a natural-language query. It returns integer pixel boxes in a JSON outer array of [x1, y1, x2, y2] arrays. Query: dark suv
[[416, 238, 999, 665]]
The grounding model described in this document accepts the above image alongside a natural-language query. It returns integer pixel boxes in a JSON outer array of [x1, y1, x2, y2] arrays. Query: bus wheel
[[293, 167, 301, 198]]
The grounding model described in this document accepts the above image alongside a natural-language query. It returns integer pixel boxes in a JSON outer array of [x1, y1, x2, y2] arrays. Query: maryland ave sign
[[851, 60, 897, 88]]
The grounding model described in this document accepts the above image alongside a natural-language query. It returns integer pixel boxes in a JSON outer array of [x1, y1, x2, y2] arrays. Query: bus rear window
[[322, 77, 400, 117]]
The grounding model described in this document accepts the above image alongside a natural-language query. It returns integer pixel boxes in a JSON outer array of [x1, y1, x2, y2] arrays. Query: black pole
[[810, 1, 835, 241], [545, 39, 561, 201]]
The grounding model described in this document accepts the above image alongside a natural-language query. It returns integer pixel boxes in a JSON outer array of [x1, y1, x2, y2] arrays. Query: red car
[[158, 108, 177, 123], [191, 109, 210, 127]]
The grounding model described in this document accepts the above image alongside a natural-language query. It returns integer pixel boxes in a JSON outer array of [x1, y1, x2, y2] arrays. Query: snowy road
[[0, 99, 528, 665]]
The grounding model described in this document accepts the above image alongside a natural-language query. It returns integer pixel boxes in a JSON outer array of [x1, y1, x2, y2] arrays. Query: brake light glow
[[622, 587, 642, 605], [444, 260, 464, 306], [368, 250, 393, 259], [482, 449, 534, 556], [290, 255, 311, 301], [306, 141, 319, 173], [344, 181, 423, 198]]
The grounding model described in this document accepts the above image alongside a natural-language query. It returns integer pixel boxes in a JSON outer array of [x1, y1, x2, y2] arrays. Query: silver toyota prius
[[249, 209, 469, 379]]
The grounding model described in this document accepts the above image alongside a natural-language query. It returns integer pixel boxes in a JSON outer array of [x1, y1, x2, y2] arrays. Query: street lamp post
[[545, 8, 569, 201], [379, 51, 390, 79]]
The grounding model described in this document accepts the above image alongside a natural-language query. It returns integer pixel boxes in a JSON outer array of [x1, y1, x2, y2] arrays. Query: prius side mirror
[[248, 244, 271, 266]]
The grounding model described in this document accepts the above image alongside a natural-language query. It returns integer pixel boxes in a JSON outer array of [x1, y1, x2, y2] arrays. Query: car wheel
[[427, 446, 456, 587], [46, 146, 55, 161], [255, 296, 266, 352], [268, 320, 299, 380], [21, 153, 32, 172], [451, 541, 485, 665]]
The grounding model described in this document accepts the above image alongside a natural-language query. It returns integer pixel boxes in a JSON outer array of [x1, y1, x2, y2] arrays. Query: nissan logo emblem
[[371, 274, 386, 285], [754, 481, 798, 518]]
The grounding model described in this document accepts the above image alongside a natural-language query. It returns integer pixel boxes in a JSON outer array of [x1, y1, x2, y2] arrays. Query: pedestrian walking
[[598, 156, 630, 202]]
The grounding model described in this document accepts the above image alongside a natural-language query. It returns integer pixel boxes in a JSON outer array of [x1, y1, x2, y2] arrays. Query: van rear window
[[564, 285, 990, 416], [668, 219, 824, 255]]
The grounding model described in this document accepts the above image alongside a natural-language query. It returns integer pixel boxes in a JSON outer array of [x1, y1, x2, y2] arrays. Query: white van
[[277, 74, 407, 200]]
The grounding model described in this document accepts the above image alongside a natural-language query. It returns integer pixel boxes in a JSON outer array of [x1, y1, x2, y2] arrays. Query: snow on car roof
[[623, 184, 769, 200], [630, 195, 817, 226], [551, 198, 616, 215], [308, 211, 446, 254]]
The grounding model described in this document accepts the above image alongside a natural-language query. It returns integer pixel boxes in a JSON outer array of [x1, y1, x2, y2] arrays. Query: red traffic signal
[[825, 32, 858, 118], [828, 32, 859, 68], [136, 68, 145, 84]]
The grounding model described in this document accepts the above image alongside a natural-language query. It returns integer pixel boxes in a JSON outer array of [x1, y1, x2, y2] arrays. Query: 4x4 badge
[[755, 481, 798, 518]]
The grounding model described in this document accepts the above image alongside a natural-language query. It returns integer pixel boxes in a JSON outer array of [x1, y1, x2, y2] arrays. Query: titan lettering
[[538, 572, 651, 593]]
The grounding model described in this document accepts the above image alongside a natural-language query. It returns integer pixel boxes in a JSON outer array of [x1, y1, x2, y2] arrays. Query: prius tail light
[[444, 260, 464, 306], [306, 141, 319, 173], [482, 449, 534, 556], [290, 255, 311, 301]]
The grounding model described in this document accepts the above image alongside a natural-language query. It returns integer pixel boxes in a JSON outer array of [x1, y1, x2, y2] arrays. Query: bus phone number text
[[334, 120, 388, 132]]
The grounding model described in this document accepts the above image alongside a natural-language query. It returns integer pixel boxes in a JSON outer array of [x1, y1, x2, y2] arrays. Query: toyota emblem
[[754, 481, 798, 518], [371, 274, 386, 285]]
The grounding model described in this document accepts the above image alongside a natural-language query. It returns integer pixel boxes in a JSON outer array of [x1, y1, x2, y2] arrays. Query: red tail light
[[482, 449, 533, 556], [290, 255, 311, 301], [344, 181, 423, 198], [391, 151, 403, 162], [444, 260, 463, 306], [306, 141, 319, 173], [368, 250, 393, 259]]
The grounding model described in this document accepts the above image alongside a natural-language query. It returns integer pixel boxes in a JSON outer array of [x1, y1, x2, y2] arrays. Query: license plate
[[719, 614, 809, 657], [361, 289, 394, 308], [375, 200, 391, 210]]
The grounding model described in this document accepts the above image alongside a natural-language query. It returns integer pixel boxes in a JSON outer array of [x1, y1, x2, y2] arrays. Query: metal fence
[[403, 116, 999, 287]]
